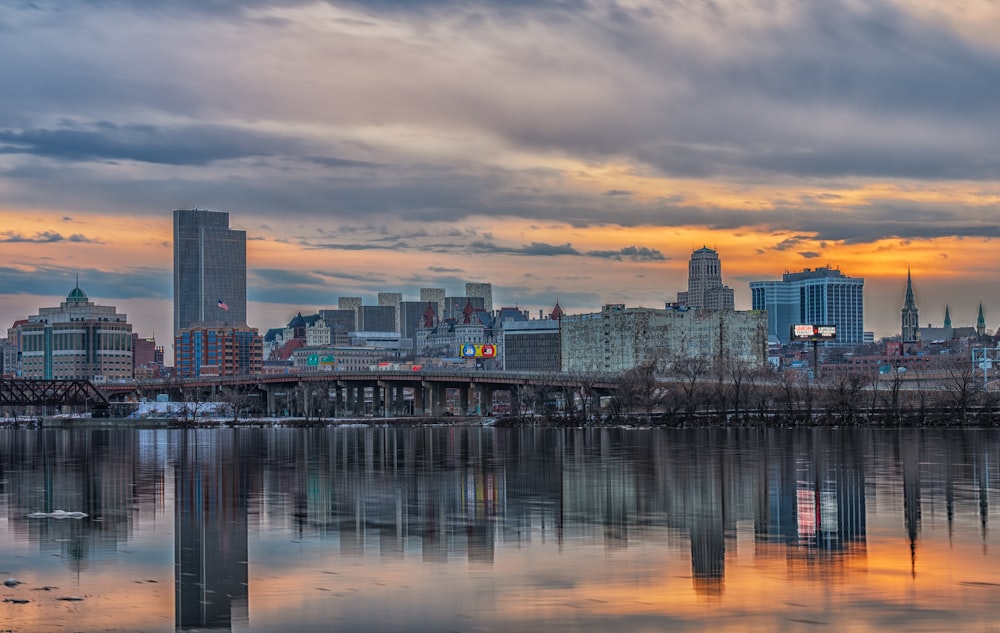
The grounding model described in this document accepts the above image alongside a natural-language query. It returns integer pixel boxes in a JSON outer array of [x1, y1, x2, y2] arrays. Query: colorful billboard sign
[[790, 324, 837, 342], [461, 343, 496, 358]]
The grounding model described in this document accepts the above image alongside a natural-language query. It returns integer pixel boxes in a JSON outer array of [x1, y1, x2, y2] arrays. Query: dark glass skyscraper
[[173, 209, 247, 336]]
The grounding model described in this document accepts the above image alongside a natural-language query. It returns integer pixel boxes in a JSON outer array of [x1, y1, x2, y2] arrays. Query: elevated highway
[[99, 369, 622, 418]]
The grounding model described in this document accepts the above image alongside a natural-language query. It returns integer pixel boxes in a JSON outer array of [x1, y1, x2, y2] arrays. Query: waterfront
[[2, 426, 1000, 632]]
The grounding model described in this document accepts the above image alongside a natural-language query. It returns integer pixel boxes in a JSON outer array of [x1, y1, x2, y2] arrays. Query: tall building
[[358, 305, 396, 332], [901, 268, 919, 343], [173, 210, 247, 336], [750, 267, 865, 345], [399, 300, 433, 342], [17, 284, 134, 381], [444, 296, 485, 321], [465, 282, 493, 315], [377, 292, 402, 331], [677, 247, 734, 311], [420, 288, 445, 324]]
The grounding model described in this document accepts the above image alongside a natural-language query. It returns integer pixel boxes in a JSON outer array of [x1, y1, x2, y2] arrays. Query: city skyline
[[2, 1, 998, 345]]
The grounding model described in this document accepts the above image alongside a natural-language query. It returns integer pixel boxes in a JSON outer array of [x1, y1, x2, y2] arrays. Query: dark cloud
[[0, 230, 102, 244], [306, 156, 380, 169], [251, 268, 329, 287], [0, 121, 300, 165], [0, 265, 168, 300], [586, 246, 666, 262]]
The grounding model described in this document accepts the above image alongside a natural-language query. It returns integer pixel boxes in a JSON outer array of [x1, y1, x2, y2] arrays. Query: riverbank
[[2, 410, 998, 429]]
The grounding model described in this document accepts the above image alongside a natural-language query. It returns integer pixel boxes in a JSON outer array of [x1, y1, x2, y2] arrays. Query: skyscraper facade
[[173, 209, 247, 336], [465, 282, 493, 315], [677, 247, 734, 311], [750, 267, 864, 345]]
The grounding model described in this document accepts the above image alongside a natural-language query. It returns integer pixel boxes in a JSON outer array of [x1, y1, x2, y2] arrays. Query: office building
[[174, 324, 263, 378], [560, 304, 767, 372], [359, 305, 396, 333], [465, 282, 494, 315], [173, 209, 247, 336], [420, 288, 446, 323], [378, 292, 402, 331], [444, 296, 485, 321], [500, 319, 561, 372], [17, 284, 134, 381], [677, 247, 734, 311], [750, 267, 864, 345]]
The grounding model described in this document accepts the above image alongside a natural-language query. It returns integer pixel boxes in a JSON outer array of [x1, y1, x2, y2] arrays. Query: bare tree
[[671, 356, 711, 420], [941, 364, 982, 424]]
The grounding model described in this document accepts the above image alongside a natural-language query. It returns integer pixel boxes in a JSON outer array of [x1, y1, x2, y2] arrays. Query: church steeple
[[978, 302, 986, 337], [901, 267, 919, 343], [943, 304, 952, 329]]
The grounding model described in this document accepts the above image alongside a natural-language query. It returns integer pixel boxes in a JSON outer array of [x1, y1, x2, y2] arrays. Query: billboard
[[790, 324, 837, 342], [461, 343, 496, 358]]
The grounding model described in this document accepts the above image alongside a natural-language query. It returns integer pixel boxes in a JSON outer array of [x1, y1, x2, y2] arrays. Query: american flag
[[217, 299, 229, 311]]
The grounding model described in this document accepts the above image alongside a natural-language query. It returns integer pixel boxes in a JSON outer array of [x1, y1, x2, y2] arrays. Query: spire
[[978, 302, 986, 336], [901, 267, 919, 343], [550, 299, 564, 321], [943, 305, 951, 328], [903, 267, 916, 310]]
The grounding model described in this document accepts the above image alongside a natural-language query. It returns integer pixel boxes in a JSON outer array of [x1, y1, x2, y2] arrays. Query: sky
[[2, 0, 999, 360]]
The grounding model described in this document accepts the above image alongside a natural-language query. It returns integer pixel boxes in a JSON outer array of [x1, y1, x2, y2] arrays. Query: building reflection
[[4, 426, 1000, 626], [174, 430, 250, 632]]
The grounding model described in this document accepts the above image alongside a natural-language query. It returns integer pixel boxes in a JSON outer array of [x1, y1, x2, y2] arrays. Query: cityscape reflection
[[1, 427, 999, 632]]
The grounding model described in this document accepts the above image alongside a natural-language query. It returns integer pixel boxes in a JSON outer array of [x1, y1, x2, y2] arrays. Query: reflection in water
[[1, 427, 1000, 631], [175, 431, 249, 631]]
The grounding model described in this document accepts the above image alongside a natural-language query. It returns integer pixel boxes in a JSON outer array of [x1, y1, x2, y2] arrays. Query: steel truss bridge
[[0, 379, 111, 414]]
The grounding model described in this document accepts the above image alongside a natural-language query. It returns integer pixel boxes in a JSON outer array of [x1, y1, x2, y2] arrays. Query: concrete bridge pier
[[474, 384, 493, 416], [344, 383, 357, 416], [427, 382, 447, 417], [263, 383, 278, 416], [459, 385, 470, 416], [510, 385, 521, 418], [413, 384, 426, 416], [395, 385, 407, 415], [371, 383, 383, 417]]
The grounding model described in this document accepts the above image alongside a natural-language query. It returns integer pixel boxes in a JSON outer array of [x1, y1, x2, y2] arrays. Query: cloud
[[0, 230, 102, 244], [0, 265, 168, 300], [586, 246, 667, 262], [0, 121, 302, 165]]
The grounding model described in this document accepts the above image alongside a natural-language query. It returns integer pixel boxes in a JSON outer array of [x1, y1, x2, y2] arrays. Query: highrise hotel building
[[750, 267, 864, 345], [173, 209, 247, 335], [677, 247, 734, 311]]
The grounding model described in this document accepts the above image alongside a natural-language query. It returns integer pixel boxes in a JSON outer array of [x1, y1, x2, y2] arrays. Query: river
[[1, 425, 998, 632]]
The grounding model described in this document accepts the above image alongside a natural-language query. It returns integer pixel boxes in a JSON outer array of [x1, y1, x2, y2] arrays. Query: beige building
[[561, 304, 767, 373], [17, 284, 134, 381], [676, 246, 734, 311]]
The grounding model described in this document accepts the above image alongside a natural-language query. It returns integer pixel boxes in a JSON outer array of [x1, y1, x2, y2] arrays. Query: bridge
[[0, 379, 111, 415], [98, 369, 622, 418]]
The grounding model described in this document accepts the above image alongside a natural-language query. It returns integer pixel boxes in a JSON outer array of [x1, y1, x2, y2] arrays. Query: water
[[2, 426, 1000, 632]]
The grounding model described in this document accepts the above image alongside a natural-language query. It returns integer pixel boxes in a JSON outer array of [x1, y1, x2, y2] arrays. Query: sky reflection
[[2, 427, 1000, 632]]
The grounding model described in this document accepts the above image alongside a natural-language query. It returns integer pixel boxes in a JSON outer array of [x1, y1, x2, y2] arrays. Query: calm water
[[2, 426, 1000, 632]]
